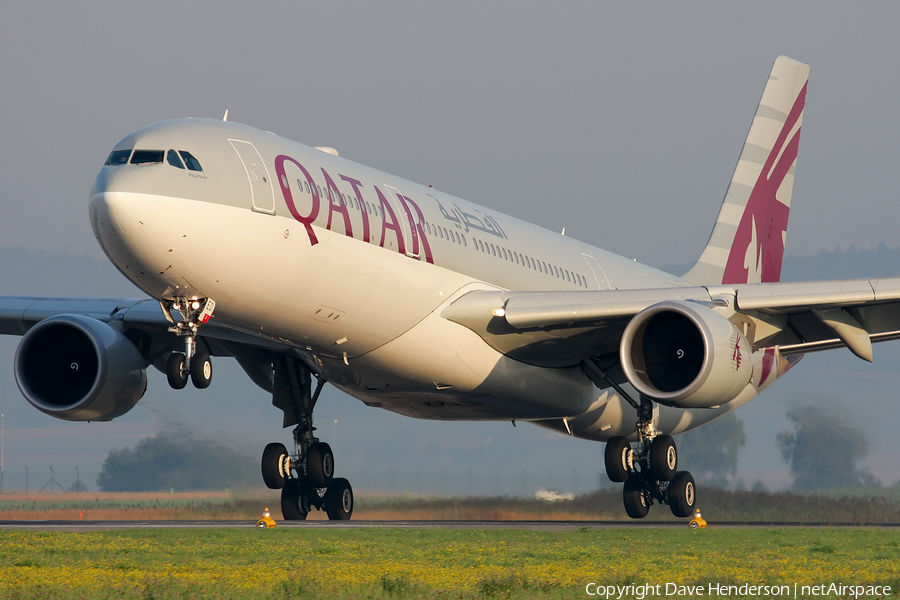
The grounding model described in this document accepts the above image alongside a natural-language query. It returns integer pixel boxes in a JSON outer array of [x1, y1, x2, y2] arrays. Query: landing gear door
[[229, 139, 275, 214], [384, 184, 419, 258]]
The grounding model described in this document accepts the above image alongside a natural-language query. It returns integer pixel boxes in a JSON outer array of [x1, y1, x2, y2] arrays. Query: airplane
[[2, 55, 898, 520]]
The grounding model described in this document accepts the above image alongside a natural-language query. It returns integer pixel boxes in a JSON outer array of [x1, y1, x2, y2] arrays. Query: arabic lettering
[[433, 196, 507, 239]]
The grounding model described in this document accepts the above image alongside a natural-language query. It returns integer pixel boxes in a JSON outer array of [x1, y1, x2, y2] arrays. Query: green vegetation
[[0, 527, 899, 598], [777, 404, 878, 492], [677, 412, 746, 487], [97, 425, 259, 491]]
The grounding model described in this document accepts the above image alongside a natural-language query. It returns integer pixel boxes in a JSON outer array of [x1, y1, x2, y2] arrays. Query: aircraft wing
[[0, 297, 168, 335], [442, 277, 900, 370], [0, 296, 287, 390]]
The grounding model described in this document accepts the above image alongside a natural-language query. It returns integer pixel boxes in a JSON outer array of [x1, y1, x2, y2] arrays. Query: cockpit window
[[105, 149, 132, 165], [167, 149, 185, 169], [179, 151, 203, 172], [130, 150, 165, 165]]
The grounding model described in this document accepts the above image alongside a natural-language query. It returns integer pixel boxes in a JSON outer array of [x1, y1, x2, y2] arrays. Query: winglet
[[683, 56, 810, 286]]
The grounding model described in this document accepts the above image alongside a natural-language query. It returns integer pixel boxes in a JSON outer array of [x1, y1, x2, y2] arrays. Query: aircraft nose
[[89, 191, 127, 258]]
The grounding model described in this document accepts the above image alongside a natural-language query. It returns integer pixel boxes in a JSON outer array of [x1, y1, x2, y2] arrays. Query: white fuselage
[[88, 119, 788, 441]]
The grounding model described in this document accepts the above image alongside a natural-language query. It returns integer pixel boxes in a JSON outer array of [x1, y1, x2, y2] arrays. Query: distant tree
[[777, 405, 878, 492], [677, 412, 746, 488], [68, 479, 89, 492], [97, 426, 259, 492]]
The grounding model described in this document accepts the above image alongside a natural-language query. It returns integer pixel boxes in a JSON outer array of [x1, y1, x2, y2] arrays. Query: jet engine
[[14, 314, 148, 421], [620, 301, 752, 408]]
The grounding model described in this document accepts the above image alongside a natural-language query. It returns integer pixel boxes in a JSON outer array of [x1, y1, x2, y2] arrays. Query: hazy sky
[[2, 2, 900, 495], [2, 2, 900, 269]]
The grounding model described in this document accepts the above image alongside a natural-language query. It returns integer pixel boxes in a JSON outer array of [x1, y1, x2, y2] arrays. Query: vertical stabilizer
[[683, 56, 809, 286]]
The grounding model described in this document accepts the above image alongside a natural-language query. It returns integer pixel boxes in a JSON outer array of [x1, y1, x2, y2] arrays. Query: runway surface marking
[[2, 520, 900, 531]]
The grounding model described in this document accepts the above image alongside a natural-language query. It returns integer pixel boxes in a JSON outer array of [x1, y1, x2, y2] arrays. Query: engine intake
[[15, 314, 148, 421], [620, 301, 752, 408]]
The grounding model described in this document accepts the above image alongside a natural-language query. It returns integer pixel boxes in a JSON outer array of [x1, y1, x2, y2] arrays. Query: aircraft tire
[[261, 442, 290, 489], [281, 479, 309, 520], [623, 473, 650, 519], [190, 351, 213, 389], [324, 477, 353, 520], [307, 442, 335, 488], [668, 471, 696, 518], [650, 435, 677, 481], [604, 436, 632, 483], [166, 353, 188, 390]]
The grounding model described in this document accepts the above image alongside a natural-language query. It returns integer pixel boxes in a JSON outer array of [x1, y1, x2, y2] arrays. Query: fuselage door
[[582, 253, 612, 290], [384, 184, 419, 258], [229, 139, 275, 214]]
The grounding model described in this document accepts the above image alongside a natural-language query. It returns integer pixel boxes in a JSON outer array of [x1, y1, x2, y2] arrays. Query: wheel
[[622, 473, 650, 519], [324, 477, 353, 520], [280, 479, 309, 520], [650, 435, 677, 481], [668, 471, 696, 518], [261, 443, 291, 489], [166, 353, 188, 389], [604, 436, 632, 483], [307, 442, 335, 488], [190, 351, 213, 389]]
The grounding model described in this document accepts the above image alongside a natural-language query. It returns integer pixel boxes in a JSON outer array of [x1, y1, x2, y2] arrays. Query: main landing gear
[[162, 297, 216, 390], [604, 396, 695, 519], [583, 360, 696, 519], [260, 355, 353, 521]]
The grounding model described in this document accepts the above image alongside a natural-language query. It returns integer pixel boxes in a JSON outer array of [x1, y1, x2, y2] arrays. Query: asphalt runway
[[2, 520, 900, 531]]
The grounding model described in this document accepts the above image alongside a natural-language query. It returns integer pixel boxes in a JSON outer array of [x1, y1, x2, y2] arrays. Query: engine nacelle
[[620, 301, 752, 408], [15, 315, 148, 421]]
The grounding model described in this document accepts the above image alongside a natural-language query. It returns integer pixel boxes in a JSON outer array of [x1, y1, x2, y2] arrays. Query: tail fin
[[683, 56, 809, 286]]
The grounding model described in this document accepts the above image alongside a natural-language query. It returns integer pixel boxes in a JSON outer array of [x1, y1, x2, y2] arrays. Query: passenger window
[[178, 151, 203, 171], [105, 149, 132, 165], [167, 150, 185, 169], [130, 149, 164, 165]]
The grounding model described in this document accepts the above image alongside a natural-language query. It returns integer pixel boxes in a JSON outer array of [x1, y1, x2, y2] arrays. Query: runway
[[2, 520, 899, 531]]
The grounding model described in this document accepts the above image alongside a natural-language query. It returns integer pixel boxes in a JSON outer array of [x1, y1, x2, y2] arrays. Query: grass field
[[0, 527, 898, 599]]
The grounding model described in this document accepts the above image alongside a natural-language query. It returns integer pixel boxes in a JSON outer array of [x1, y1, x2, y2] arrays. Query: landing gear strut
[[162, 297, 216, 390], [260, 355, 353, 521], [586, 360, 696, 519]]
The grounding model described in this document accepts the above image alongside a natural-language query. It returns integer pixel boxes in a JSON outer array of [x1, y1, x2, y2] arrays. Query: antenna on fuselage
[[223, 109, 229, 122]]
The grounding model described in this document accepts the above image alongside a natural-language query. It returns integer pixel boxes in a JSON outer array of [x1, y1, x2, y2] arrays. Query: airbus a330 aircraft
[[2, 56, 897, 520]]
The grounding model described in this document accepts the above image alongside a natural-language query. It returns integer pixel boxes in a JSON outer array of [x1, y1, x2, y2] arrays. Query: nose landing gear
[[162, 297, 216, 390]]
